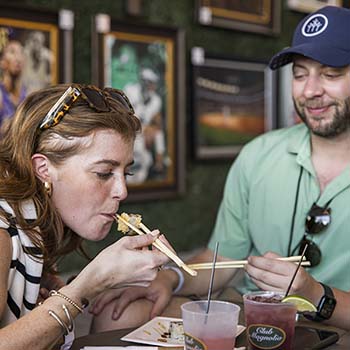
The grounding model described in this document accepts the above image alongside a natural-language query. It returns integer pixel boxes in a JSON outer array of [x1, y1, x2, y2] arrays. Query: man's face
[[292, 56, 350, 138]]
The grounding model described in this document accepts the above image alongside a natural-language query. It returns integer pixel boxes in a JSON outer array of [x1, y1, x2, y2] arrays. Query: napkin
[[81, 347, 158, 350], [81, 347, 246, 350]]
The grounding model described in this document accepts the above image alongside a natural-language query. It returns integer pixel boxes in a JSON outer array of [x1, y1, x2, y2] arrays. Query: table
[[69, 322, 350, 350]]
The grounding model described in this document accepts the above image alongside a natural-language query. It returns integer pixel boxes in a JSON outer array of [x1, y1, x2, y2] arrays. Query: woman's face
[[49, 129, 134, 241]]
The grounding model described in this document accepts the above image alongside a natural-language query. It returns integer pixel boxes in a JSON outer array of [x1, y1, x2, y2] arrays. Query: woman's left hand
[[37, 272, 65, 305]]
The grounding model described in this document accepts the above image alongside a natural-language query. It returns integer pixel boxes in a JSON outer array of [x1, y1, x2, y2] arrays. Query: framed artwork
[[276, 63, 301, 128], [196, 0, 281, 35], [0, 6, 73, 126], [191, 47, 275, 160], [92, 16, 186, 201], [287, 0, 343, 13]]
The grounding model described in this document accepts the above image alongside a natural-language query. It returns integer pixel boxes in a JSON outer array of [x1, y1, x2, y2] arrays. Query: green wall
[[4, 0, 309, 272]]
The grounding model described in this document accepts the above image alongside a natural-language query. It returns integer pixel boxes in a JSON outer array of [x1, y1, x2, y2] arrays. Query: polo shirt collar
[[287, 124, 314, 175]]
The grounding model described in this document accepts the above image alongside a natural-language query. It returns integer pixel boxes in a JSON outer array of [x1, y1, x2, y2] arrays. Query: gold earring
[[44, 181, 52, 198]]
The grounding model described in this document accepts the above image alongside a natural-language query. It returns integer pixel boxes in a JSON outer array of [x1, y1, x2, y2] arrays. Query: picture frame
[[287, 0, 343, 13], [191, 47, 275, 160], [92, 15, 186, 201], [276, 63, 301, 128], [0, 6, 73, 112], [196, 0, 281, 35]]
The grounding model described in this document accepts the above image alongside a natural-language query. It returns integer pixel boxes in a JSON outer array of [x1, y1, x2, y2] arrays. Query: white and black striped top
[[0, 199, 43, 328]]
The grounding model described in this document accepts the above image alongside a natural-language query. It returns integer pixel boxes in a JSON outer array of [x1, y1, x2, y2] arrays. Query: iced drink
[[181, 300, 240, 350], [243, 291, 297, 350]]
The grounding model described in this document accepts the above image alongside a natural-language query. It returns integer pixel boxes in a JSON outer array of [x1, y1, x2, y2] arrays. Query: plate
[[121, 316, 246, 348]]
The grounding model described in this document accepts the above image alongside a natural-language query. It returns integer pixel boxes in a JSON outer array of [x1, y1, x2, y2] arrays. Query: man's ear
[[31, 153, 51, 183]]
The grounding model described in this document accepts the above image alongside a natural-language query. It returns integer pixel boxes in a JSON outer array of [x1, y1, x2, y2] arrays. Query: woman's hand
[[71, 232, 170, 301], [37, 272, 65, 305], [89, 269, 174, 320]]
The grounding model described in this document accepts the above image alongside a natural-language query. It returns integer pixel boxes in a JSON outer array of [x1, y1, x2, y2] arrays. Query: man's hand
[[245, 252, 323, 304]]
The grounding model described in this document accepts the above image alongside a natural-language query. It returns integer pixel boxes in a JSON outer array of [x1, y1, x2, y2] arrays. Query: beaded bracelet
[[49, 290, 85, 313]]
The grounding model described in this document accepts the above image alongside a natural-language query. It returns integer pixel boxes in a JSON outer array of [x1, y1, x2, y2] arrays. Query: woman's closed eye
[[124, 171, 134, 178], [95, 172, 114, 180]]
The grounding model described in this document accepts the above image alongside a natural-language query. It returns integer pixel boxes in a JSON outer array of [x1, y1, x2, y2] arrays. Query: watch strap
[[314, 282, 336, 321]]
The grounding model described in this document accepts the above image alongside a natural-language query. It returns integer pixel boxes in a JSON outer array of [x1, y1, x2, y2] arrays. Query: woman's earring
[[44, 181, 52, 198]]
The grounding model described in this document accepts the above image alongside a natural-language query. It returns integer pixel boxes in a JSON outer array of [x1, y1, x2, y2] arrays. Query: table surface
[[69, 321, 350, 350]]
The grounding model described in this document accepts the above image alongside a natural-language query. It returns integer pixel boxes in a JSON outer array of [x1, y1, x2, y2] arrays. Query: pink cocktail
[[244, 291, 297, 350], [181, 300, 240, 350]]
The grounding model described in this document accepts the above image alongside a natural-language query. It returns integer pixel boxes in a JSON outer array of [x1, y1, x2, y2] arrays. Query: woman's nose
[[112, 177, 128, 201]]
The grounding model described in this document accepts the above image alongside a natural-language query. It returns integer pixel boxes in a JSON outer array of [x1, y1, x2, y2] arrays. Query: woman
[[0, 40, 27, 128], [0, 84, 169, 349]]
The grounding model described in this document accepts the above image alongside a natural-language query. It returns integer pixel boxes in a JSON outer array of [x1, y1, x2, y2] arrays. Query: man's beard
[[293, 96, 350, 138]]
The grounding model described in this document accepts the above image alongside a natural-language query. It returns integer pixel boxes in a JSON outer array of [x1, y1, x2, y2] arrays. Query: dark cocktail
[[243, 291, 297, 350]]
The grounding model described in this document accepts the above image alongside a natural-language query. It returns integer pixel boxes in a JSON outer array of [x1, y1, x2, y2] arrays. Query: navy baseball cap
[[269, 6, 350, 70]]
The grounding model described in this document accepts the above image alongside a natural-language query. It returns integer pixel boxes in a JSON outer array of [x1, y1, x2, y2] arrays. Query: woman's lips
[[101, 213, 115, 221]]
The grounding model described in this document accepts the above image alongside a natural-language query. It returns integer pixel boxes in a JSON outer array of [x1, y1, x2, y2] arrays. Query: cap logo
[[301, 14, 328, 37]]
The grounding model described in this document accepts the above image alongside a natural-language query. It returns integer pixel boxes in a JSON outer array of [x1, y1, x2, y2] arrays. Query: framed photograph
[[191, 47, 275, 160], [276, 63, 301, 128], [287, 0, 343, 13], [0, 6, 73, 125], [196, 0, 281, 35], [92, 16, 186, 201]]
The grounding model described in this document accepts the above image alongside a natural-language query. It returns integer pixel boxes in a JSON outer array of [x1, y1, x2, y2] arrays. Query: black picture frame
[[196, 0, 281, 35], [191, 47, 275, 160], [92, 15, 186, 201]]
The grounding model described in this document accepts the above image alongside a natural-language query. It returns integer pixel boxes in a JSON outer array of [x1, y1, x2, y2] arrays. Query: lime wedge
[[281, 295, 317, 312]]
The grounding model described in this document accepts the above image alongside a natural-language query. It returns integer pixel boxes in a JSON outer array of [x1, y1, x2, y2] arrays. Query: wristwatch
[[304, 282, 337, 322]]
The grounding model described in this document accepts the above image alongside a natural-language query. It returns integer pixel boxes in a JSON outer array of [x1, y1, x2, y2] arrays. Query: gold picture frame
[[197, 0, 281, 35]]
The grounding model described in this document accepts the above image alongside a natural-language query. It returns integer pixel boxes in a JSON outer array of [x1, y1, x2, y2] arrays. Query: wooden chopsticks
[[188, 256, 311, 270], [114, 214, 197, 276]]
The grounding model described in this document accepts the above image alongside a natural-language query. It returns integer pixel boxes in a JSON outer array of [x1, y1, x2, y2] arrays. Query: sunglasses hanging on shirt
[[288, 167, 333, 267], [298, 203, 331, 267]]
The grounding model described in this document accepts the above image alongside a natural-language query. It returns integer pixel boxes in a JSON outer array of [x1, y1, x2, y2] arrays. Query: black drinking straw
[[206, 242, 219, 314], [284, 244, 308, 298]]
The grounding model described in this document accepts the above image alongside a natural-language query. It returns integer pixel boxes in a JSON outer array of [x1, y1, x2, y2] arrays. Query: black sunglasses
[[39, 84, 135, 130], [299, 203, 331, 267]]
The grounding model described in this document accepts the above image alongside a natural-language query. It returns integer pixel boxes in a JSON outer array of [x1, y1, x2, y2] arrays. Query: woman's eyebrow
[[93, 159, 134, 166]]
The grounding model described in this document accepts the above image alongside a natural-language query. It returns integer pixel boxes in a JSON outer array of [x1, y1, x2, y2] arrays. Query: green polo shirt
[[208, 123, 350, 294]]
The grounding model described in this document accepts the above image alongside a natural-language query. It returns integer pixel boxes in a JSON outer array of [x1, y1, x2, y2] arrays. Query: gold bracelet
[[62, 304, 74, 332], [48, 309, 69, 335], [49, 290, 84, 313]]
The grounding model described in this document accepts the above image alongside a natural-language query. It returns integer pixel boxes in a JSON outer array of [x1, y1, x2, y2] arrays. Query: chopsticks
[[114, 213, 197, 277], [188, 256, 311, 270]]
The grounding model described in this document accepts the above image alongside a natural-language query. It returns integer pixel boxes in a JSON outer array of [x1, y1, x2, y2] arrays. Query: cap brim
[[269, 44, 350, 70]]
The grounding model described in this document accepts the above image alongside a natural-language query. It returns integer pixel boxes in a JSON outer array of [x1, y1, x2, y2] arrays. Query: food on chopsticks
[[115, 212, 197, 277], [188, 255, 311, 270], [117, 213, 142, 234]]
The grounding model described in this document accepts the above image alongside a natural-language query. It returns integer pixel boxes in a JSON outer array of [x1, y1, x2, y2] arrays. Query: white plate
[[121, 316, 245, 348]]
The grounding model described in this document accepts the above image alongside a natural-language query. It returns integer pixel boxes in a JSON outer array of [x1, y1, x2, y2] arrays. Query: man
[[90, 6, 350, 331]]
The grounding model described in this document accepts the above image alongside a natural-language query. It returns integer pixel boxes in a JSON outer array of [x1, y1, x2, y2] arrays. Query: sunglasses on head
[[39, 84, 135, 130], [299, 203, 331, 267]]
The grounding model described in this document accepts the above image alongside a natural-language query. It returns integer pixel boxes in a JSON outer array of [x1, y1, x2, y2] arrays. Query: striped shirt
[[0, 199, 43, 327]]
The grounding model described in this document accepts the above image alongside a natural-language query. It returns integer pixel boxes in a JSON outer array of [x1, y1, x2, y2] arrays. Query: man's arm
[[165, 248, 238, 297]]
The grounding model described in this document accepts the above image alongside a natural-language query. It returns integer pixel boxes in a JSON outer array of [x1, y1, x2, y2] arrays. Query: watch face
[[319, 297, 337, 319]]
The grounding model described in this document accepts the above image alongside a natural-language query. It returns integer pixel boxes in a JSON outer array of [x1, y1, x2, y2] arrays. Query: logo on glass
[[248, 324, 286, 349], [302, 14, 328, 37]]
